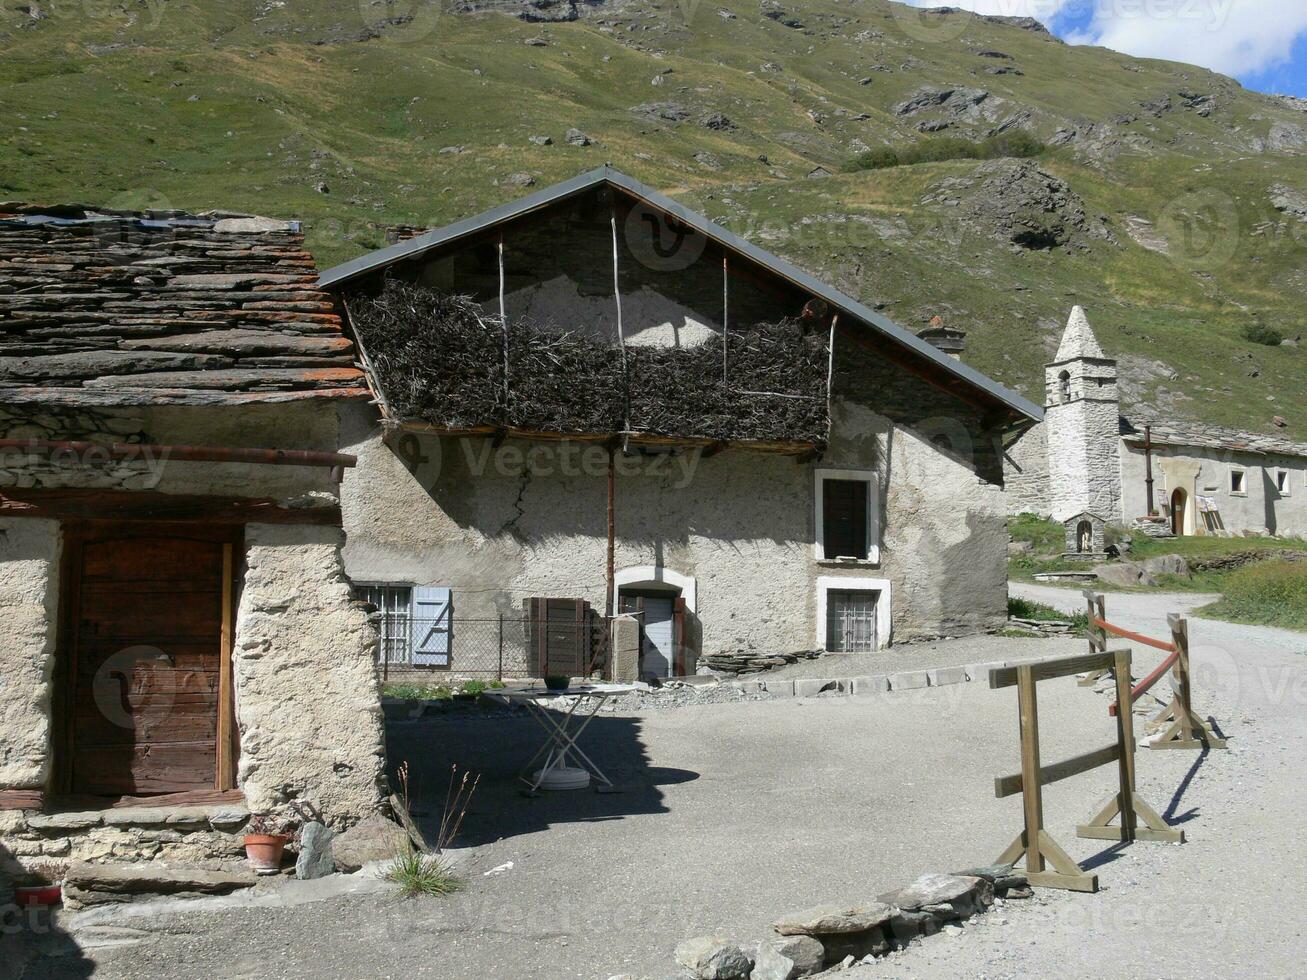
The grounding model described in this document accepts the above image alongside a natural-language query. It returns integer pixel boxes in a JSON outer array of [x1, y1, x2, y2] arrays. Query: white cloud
[[1069, 1, 1307, 78], [899, 0, 1074, 18]]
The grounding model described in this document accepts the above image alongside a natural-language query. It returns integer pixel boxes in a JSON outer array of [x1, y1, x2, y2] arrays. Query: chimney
[[917, 315, 966, 360]]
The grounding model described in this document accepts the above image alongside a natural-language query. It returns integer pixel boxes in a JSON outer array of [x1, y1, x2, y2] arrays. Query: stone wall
[[234, 523, 387, 827], [1002, 421, 1050, 516], [0, 519, 60, 791], [1045, 394, 1121, 522]]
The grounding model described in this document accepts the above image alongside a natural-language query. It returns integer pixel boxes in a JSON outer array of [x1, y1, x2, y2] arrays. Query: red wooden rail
[[1092, 617, 1180, 717]]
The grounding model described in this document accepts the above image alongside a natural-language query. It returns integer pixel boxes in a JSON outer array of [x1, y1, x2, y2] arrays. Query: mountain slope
[[2, 0, 1305, 438]]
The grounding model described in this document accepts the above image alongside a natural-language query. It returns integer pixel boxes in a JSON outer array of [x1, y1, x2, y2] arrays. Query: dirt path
[[845, 585, 1307, 978]]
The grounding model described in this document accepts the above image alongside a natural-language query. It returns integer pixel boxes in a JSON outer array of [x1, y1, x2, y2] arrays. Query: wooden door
[[62, 525, 236, 796]]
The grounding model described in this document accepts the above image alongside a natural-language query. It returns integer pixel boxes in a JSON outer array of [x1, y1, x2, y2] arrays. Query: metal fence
[[374, 616, 608, 681]]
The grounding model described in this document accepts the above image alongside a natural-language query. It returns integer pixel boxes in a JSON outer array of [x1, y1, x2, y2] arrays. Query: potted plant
[[244, 811, 298, 875], [15, 860, 67, 908], [544, 675, 570, 692]]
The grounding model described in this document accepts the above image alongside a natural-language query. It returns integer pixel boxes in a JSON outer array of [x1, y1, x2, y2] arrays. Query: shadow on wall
[[0, 841, 95, 980], [385, 712, 697, 847]]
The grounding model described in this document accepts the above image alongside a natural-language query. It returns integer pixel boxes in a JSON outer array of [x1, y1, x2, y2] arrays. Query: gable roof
[[0, 204, 368, 407], [317, 166, 1042, 423]]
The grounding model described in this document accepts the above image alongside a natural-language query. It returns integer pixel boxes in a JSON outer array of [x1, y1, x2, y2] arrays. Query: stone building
[[318, 168, 1043, 680], [0, 205, 387, 867], [1006, 307, 1307, 537]]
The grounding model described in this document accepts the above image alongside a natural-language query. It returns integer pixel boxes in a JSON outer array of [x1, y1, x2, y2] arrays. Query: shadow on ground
[[384, 710, 697, 847], [1, 841, 94, 980]]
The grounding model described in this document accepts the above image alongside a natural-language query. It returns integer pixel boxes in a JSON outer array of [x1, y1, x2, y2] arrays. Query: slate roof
[[0, 204, 368, 406], [1121, 415, 1307, 461], [318, 166, 1043, 423]]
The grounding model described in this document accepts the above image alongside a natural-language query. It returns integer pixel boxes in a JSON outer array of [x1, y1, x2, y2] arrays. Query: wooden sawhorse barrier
[[991, 649, 1184, 893], [1080, 591, 1225, 750]]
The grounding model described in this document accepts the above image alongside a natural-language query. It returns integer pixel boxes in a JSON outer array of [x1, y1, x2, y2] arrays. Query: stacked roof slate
[[0, 204, 367, 406], [1122, 414, 1307, 460]]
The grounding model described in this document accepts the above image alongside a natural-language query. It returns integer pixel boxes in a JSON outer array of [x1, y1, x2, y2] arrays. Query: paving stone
[[888, 670, 929, 691], [926, 666, 968, 686], [850, 675, 890, 695], [965, 661, 1009, 683], [795, 678, 845, 697]]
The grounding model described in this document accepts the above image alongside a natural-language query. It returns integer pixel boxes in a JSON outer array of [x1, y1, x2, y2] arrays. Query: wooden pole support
[[1079, 591, 1109, 686], [1147, 614, 1227, 750]]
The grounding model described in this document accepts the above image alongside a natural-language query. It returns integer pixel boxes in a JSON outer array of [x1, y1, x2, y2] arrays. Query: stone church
[[1005, 308, 1307, 540]]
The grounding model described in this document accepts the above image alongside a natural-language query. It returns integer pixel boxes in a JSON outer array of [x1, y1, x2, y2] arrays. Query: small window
[[826, 590, 879, 653], [816, 469, 878, 562], [1230, 469, 1246, 495], [1058, 370, 1071, 404], [355, 584, 414, 664], [1275, 470, 1290, 495]]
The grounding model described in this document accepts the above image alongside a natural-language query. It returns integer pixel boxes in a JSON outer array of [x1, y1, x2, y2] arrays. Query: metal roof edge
[[318, 165, 1043, 422]]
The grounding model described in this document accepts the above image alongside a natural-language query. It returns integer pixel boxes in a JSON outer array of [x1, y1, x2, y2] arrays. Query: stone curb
[[730, 661, 1012, 699]]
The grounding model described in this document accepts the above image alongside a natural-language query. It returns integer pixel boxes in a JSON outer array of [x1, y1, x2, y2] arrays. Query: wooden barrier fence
[[990, 649, 1184, 894], [1078, 591, 1225, 751]]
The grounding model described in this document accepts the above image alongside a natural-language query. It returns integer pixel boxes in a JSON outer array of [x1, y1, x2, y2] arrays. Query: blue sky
[[904, 1, 1307, 98]]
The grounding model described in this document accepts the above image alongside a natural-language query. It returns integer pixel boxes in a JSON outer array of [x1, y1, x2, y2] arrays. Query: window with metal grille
[[822, 478, 869, 560], [355, 584, 413, 664], [825, 590, 878, 653]]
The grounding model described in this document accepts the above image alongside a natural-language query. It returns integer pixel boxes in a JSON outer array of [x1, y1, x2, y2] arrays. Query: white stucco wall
[[1002, 421, 1050, 516], [338, 391, 1009, 660]]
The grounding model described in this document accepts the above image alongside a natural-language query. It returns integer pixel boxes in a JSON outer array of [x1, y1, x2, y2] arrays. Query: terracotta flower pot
[[16, 884, 62, 908], [244, 834, 289, 875]]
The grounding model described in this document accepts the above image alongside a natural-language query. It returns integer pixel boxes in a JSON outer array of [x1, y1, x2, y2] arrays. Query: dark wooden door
[[65, 526, 233, 796]]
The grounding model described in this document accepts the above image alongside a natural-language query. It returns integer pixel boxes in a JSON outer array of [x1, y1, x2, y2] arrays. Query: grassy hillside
[[3, 0, 1306, 437]]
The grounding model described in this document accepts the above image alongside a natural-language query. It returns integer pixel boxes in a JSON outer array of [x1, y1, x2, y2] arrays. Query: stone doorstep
[[25, 802, 250, 834], [62, 861, 259, 910]]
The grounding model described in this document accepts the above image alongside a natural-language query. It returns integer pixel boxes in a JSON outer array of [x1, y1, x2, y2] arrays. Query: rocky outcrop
[[922, 160, 1116, 251]]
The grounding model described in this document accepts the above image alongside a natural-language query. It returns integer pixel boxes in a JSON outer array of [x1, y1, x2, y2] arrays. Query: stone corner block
[[761, 679, 795, 698], [887, 670, 929, 691]]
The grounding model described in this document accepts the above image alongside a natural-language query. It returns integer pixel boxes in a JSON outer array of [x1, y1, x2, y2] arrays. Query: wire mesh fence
[[373, 616, 609, 680]]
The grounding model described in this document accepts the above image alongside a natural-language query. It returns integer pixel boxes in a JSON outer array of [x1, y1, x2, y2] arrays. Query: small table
[[499, 684, 638, 795]]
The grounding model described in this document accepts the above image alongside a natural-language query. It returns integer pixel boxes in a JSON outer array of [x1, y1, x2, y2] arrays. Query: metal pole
[[497, 613, 504, 682], [1144, 425, 1156, 516]]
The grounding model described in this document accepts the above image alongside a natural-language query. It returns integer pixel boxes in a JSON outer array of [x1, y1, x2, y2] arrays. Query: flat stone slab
[[773, 902, 896, 936], [63, 862, 257, 907], [888, 671, 929, 691], [763, 679, 795, 698], [26, 811, 103, 831], [878, 874, 986, 912]]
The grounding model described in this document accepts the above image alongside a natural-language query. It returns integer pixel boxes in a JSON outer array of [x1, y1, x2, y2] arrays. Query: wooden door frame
[[53, 520, 243, 798], [1170, 488, 1187, 537]]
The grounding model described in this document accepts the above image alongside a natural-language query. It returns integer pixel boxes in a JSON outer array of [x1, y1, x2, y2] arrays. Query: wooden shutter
[[411, 587, 452, 667]]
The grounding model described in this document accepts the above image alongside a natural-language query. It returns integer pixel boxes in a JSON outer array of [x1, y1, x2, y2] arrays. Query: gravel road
[[11, 587, 1302, 980]]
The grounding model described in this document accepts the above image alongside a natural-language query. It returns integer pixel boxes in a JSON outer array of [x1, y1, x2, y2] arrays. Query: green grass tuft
[[1008, 596, 1089, 632], [1198, 560, 1307, 631], [385, 850, 461, 898]]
